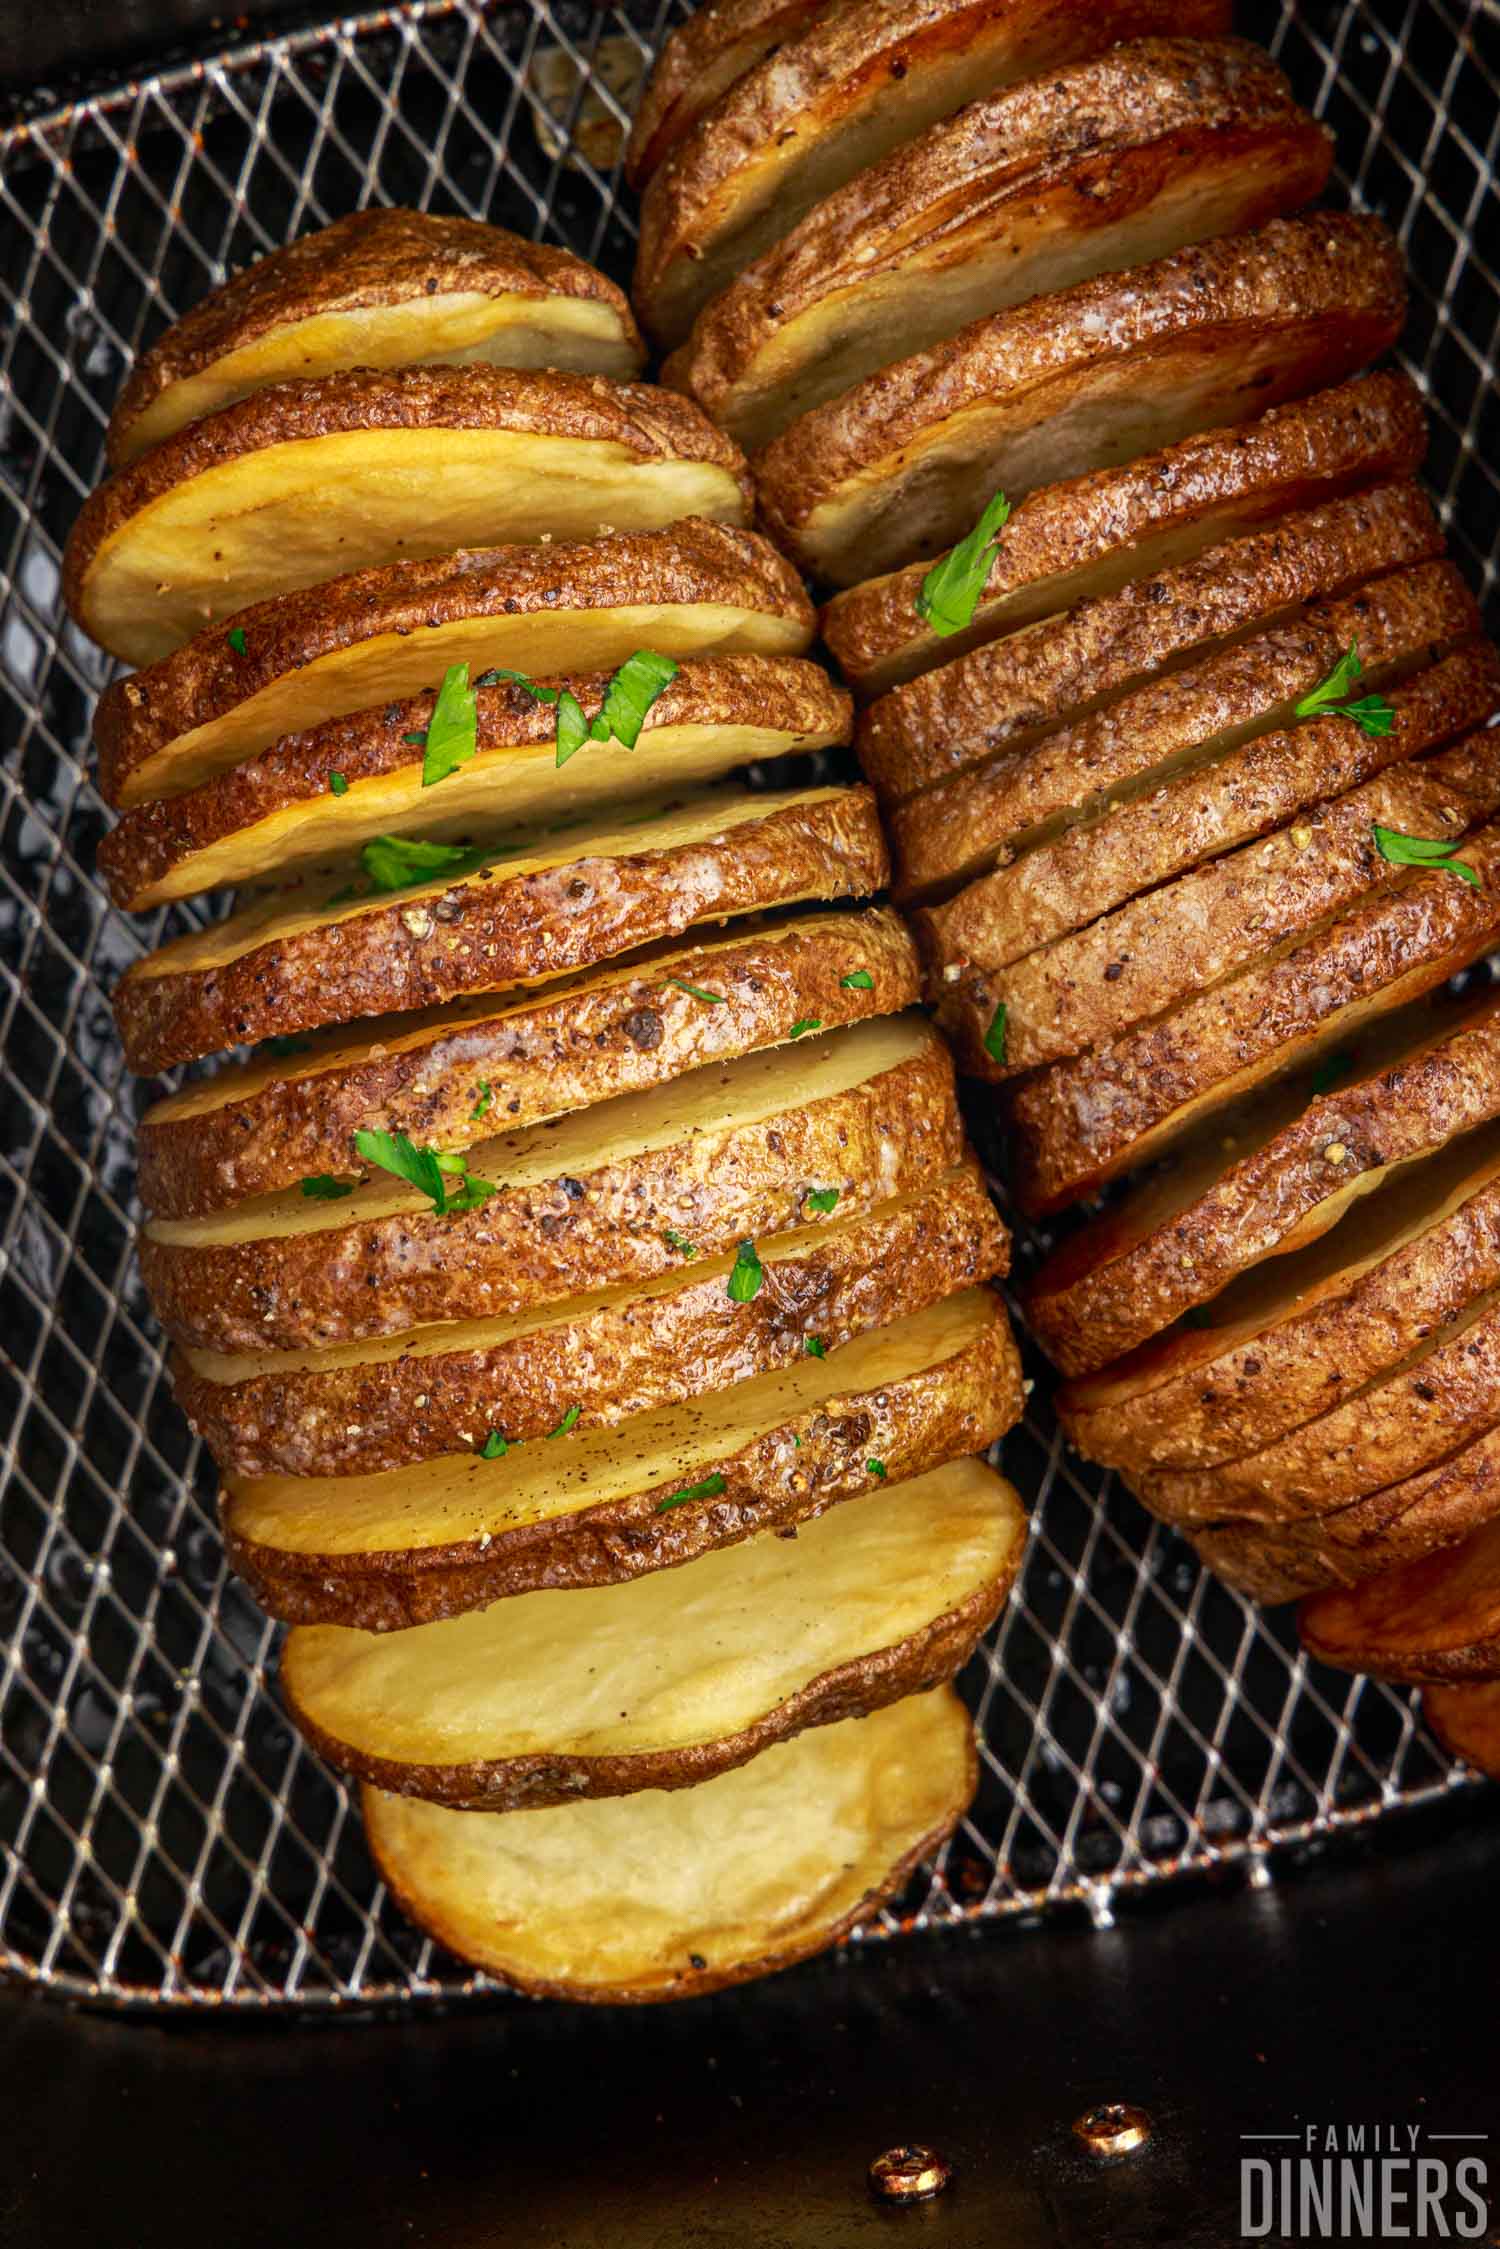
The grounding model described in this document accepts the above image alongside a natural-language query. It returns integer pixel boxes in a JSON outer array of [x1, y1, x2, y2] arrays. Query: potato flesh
[[145, 1013, 936, 1248], [362, 1688, 973, 1999], [85, 433, 750, 664], [117, 295, 642, 463], [224, 1289, 997, 1559], [284, 1459, 1020, 1771], [121, 601, 809, 805]]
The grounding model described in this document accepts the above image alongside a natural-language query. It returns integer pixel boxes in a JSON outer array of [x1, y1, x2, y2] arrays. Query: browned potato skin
[[860, 479, 1441, 807], [1425, 1680, 1500, 1774], [95, 520, 814, 809], [174, 1160, 1009, 1478], [624, 0, 820, 188], [226, 1298, 1024, 1628], [136, 909, 919, 1220], [754, 214, 1406, 579], [113, 787, 890, 1073], [821, 371, 1428, 700], [106, 208, 646, 467], [141, 1028, 965, 1353], [291, 1572, 1006, 1813], [98, 654, 852, 912], [1300, 1510, 1500, 1683], [1026, 992, 1500, 1378], [65, 365, 752, 639]]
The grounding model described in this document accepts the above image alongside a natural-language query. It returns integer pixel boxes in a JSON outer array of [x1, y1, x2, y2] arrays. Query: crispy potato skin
[[137, 909, 919, 1219], [820, 371, 1428, 698], [94, 520, 814, 808], [1425, 1680, 1500, 1773], [113, 788, 890, 1072], [624, 0, 820, 187], [226, 1300, 1023, 1628], [174, 1161, 1009, 1477], [141, 1029, 965, 1353], [98, 655, 852, 911], [107, 208, 645, 466], [1300, 1510, 1500, 1682], [1026, 993, 1500, 1378]]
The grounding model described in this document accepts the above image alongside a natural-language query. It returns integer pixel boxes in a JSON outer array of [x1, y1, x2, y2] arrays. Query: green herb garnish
[[916, 489, 1011, 637], [351, 1127, 497, 1215], [357, 833, 494, 895], [867, 1458, 888, 1480], [804, 1337, 826, 1359], [1295, 643, 1396, 736], [328, 771, 348, 796], [546, 1405, 582, 1438], [788, 1017, 822, 1039], [662, 1227, 698, 1259], [656, 1472, 727, 1513], [1372, 823, 1479, 887], [667, 978, 726, 1005], [227, 626, 248, 656], [727, 1239, 764, 1303], [485, 650, 679, 767], [840, 969, 874, 991], [804, 1187, 840, 1216], [299, 1175, 354, 1200], [478, 1431, 510, 1459], [417, 663, 480, 788], [983, 1002, 1008, 1065], [470, 1081, 492, 1122]]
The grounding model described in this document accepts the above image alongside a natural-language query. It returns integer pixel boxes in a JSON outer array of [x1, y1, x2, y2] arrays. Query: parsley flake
[[1295, 642, 1396, 736], [667, 978, 725, 1005], [227, 625, 248, 656], [656, 1472, 727, 1513], [546, 1405, 582, 1438], [804, 1337, 826, 1359], [1372, 823, 1480, 887], [416, 663, 480, 788], [840, 969, 874, 991], [328, 771, 348, 796], [804, 1187, 840, 1216], [470, 1080, 492, 1122], [485, 650, 678, 767], [351, 1128, 497, 1215], [662, 1227, 698, 1259], [357, 833, 494, 895], [983, 1002, 1008, 1065], [300, 1174, 354, 1200], [727, 1239, 764, 1303], [788, 1017, 822, 1039], [478, 1431, 510, 1459], [916, 489, 1011, 637], [867, 1458, 888, 1480]]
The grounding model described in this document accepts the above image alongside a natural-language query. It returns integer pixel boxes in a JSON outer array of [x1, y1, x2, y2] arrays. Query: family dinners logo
[[1240, 2125, 1490, 2239]]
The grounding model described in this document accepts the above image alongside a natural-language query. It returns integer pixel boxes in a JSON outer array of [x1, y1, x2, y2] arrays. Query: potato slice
[[667, 39, 1328, 450], [140, 1014, 962, 1352], [899, 561, 1481, 903], [136, 908, 918, 1219], [113, 784, 888, 1072], [633, 0, 1234, 345], [1192, 1463, 1498, 1604], [860, 480, 1442, 808], [362, 1686, 975, 2001], [106, 209, 646, 468], [757, 213, 1405, 586], [1301, 1513, 1500, 1683], [822, 372, 1427, 700], [284, 1458, 1024, 1807], [1025, 989, 1500, 1379], [1060, 1115, 1500, 1479], [624, 0, 820, 188], [1425, 1681, 1500, 1774], [95, 521, 814, 809], [65, 368, 753, 664], [175, 1162, 1008, 1477], [224, 1289, 1022, 1626], [100, 655, 852, 910]]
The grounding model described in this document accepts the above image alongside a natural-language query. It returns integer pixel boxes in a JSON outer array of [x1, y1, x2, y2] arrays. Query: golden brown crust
[[174, 1163, 1008, 1477], [1424, 1680, 1500, 1772], [860, 480, 1442, 807], [95, 519, 814, 809], [1300, 1511, 1500, 1682], [625, 0, 820, 187], [107, 208, 645, 466], [225, 1295, 1024, 1628], [136, 908, 919, 1219], [1192, 1456, 1500, 1602], [113, 786, 889, 1072], [755, 213, 1406, 584], [99, 654, 852, 911], [140, 1022, 964, 1352], [634, 0, 1236, 345], [1026, 991, 1500, 1378], [821, 372, 1429, 699], [667, 38, 1324, 448]]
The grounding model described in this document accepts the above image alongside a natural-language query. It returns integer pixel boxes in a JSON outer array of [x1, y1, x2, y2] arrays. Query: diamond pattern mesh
[[0, 0, 1496, 2009]]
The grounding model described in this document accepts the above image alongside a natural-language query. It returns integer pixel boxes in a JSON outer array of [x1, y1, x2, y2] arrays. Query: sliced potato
[[899, 562, 1481, 904], [1059, 1115, 1500, 1479], [862, 480, 1442, 812], [757, 213, 1405, 586], [65, 368, 753, 664], [175, 1162, 1008, 1477], [1025, 989, 1500, 1379], [363, 1686, 976, 2001], [625, 0, 820, 188], [107, 209, 646, 468], [100, 655, 852, 910], [634, 0, 1234, 344], [136, 908, 918, 1219], [1301, 1513, 1500, 1684], [284, 1458, 1024, 1806], [140, 1014, 964, 1352], [1192, 1471, 1495, 1605], [667, 39, 1328, 449], [224, 1288, 1023, 1627], [822, 371, 1427, 700], [1425, 1680, 1500, 1774], [95, 520, 814, 809], [113, 785, 888, 1072]]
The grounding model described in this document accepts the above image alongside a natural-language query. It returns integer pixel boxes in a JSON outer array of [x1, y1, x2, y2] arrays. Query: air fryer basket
[[0, 0, 1496, 2011]]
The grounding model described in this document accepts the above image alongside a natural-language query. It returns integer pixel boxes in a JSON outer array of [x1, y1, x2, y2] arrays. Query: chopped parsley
[[1372, 822, 1479, 887], [470, 1080, 492, 1122], [546, 1405, 582, 1438], [840, 969, 874, 991], [727, 1239, 764, 1303], [656, 1472, 727, 1513], [983, 1002, 1008, 1066], [804, 1337, 826, 1359], [916, 489, 1011, 637], [300, 1174, 354, 1200], [662, 1227, 698, 1259], [357, 833, 494, 895], [227, 625, 248, 656], [788, 1017, 822, 1039], [485, 650, 679, 767], [804, 1187, 840, 1216], [328, 771, 348, 796], [1295, 643, 1395, 736], [416, 663, 480, 788], [867, 1458, 888, 1480], [351, 1127, 496, 1215], [478, 1431, 510, 1459], [667, 977, 726, 1005]]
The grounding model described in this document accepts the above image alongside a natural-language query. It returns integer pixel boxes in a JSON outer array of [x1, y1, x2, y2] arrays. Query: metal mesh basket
[[1, 0, 1496, 2012]]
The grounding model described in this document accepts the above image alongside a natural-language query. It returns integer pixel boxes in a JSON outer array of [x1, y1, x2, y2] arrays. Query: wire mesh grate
[[0, 0, 1496, 2011]]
